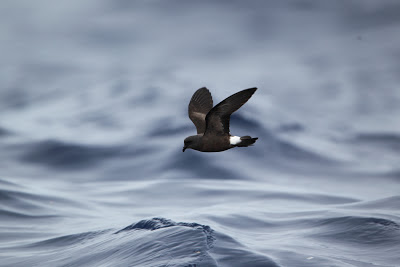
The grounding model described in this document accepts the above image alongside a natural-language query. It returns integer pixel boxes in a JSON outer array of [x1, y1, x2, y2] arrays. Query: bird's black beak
[[182, 146, 187, 152]]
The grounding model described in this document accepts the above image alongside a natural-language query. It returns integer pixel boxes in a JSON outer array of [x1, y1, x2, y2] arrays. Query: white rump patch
[[230, 136, 241, 145]]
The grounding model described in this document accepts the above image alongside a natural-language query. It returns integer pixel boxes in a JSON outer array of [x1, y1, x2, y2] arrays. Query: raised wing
[[188, 87, 213, 134], [204, 88, 257, 136]]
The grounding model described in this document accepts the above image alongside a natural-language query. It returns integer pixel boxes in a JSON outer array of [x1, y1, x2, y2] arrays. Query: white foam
[[230, 136, 241, 145]]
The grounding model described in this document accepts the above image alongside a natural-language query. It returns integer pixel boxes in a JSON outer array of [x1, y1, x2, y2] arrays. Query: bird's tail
[[236, 136, 258, 147]]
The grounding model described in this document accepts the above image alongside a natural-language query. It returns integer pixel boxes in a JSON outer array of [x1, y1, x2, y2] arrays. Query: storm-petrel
[[183, 87, 258, 152]]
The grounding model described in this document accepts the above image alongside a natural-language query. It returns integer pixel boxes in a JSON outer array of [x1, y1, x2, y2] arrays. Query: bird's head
[[183, 135, 201, 152]]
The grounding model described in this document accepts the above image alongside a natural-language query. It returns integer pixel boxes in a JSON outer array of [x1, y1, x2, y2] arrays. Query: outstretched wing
[[204, 88, 257, 136], [188, 87, 213, 134]]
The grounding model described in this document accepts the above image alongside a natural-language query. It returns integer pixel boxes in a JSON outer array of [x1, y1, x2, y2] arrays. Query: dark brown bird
[[183, 87, 258, 152]]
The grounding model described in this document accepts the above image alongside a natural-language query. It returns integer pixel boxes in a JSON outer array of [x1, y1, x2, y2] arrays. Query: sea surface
[[1, 1, 400, 266]]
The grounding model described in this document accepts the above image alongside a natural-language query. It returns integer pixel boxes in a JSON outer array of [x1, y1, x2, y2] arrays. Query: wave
[[18, 140, 122, 169], [0, 181, 86, 223], [3, 218, 217, 267], [354, 132, 400, 151], [167, 152, 241, 179], [340, 196, 400, 210], [1, 217, 281, 267], [310, 216, 400, 246], [0, 126, 11, 137]]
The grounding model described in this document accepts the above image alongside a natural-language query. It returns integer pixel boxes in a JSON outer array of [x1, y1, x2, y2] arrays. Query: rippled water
[[1, 1, 400, 266]]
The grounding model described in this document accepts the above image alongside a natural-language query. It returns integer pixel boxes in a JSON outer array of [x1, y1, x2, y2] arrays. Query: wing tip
[[197, 86, 210, 92], [246, 87, 257, 93]]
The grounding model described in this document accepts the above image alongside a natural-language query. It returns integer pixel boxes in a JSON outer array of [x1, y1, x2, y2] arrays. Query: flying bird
[[183, 87, 258, 152]]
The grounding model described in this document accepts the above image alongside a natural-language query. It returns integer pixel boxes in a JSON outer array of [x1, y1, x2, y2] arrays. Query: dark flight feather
[[204, 88, 257, 136], [188, 87, 213, 134]]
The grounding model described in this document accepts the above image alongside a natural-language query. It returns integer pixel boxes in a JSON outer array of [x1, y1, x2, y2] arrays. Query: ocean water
[[1, 1, 400, 266]]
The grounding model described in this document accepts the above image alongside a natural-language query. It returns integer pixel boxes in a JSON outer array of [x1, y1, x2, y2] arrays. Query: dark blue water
[[1, 1, 400, 266]]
